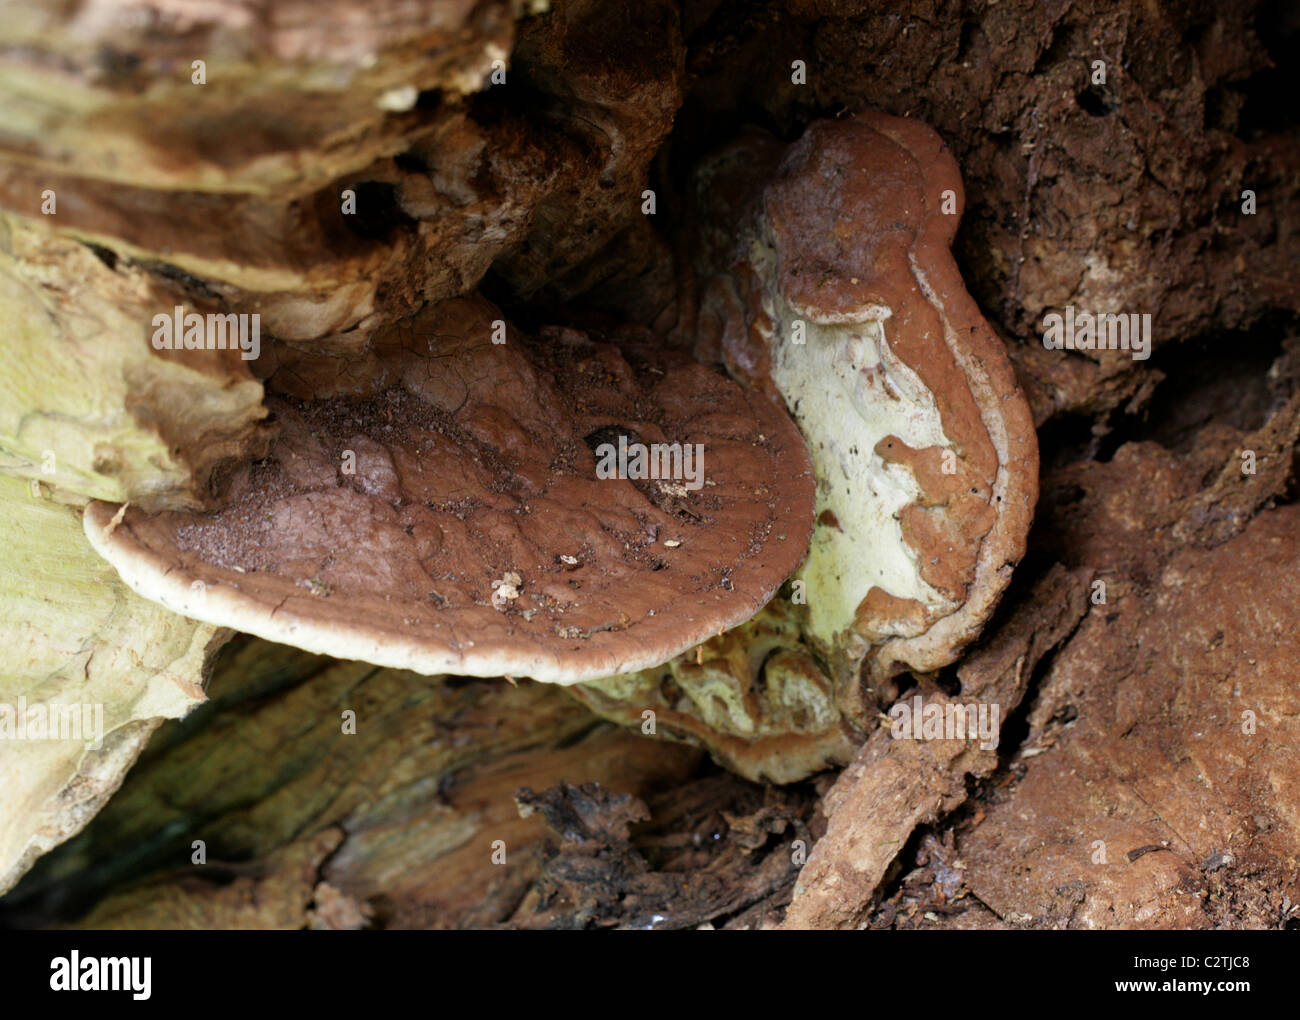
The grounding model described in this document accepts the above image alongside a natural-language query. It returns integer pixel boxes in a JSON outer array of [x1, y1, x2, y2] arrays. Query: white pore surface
[[750, 241, 954, 647]]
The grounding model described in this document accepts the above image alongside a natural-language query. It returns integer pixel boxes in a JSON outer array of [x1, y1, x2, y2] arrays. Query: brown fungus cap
[[84, 296, 815, 684]]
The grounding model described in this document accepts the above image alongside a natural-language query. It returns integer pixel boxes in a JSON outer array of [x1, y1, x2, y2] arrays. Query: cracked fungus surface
[[751, 238, 954, 645], [84, 315, 815, 684]]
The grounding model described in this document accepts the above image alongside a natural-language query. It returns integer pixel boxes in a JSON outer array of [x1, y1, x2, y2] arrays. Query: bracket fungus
[[744, 113, 1038, 678], [83, 296, 816, 683], [576, 113, 1038, 780]]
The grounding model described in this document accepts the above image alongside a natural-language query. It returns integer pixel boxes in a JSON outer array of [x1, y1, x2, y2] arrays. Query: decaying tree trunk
[[1, 0, 1298, 929]]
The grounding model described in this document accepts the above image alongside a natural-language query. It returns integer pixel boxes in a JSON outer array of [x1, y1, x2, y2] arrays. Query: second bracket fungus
[[83, 297, 816, 684], [741, 113, 1039, 682]]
